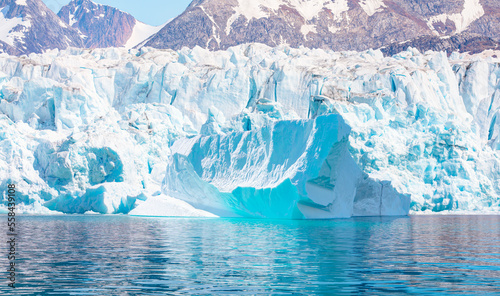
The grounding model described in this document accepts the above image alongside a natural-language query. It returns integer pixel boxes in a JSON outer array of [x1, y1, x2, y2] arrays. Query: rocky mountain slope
[[0, 0, 497, 58], [0, 0, 83, 55], [0, 0, 162, 55], [144, 0, 500, 54], [58, 0, 163, 49]]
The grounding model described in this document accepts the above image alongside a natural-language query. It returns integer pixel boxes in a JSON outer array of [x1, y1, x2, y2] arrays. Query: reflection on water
[[0, 215, 499, 295]]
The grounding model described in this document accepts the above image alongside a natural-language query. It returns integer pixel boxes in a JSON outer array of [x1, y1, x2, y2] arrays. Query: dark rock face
[[0, 0, 497, 56], [467, 0, 500, 41], [144, 0, 500, 55], [0, 40, 22, 56], [0, 0, 83, 54], [381, 33, 500, 56], [58, 0, 136, 48]]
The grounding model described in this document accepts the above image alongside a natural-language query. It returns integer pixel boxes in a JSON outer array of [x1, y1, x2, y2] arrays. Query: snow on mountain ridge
[[145, 0, 500, 55], [0, 6, 30, 46], [427, 0, 484, 35], [67, 4, 79, 26], [65, 0, 132, 18], [0, 0, 83, 55], [359, 0, 386, 17], [58, 0, 161, 49], [225, 0, 350, 36], [125, 21, 164, 49]]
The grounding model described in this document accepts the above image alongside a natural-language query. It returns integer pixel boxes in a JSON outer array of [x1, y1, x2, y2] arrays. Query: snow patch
[[359, 0, 386, 17], [124, 21, 164, 49], [225, 0, 349, 35], [328, 24, 340, 33], [0, 6, 31, 46], [427, 0, 484, 34], [68, 14, 77, 26], [59, 20, 67, 28], [15, 0, 27, 6], [67, 5, 81, 27], [301, 23, 317, 37]]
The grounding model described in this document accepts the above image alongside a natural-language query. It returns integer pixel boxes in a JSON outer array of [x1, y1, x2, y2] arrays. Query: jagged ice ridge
[[0, 44, 499, 217]]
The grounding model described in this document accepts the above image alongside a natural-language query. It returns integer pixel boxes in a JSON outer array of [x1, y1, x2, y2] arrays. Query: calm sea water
[[0, 215, 499, 295]]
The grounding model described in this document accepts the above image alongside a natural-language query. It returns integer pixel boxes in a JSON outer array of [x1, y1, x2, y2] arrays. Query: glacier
[[165, 114, 409, 218], [0, 44, 499, 217]]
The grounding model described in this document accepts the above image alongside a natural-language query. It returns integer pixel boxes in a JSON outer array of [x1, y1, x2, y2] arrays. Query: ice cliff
[[0, 44, 499, 216], [165, 114, 409, 218]]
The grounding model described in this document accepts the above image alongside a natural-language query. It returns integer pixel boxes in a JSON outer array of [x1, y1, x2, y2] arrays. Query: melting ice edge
[[0, 44, 499, 218]]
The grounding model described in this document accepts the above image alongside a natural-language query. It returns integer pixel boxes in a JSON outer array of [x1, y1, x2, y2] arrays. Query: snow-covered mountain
[[58, 0, 163, 49], [0, 0, 163, 54], [0, 0, 497, 55], [0, 45, 498, 216], [0, 0, 83, 55], [144, 0, 500, 54]]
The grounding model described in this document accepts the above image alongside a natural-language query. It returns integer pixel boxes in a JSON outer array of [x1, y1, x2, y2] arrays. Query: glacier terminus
[[0, 44, 499, 217]]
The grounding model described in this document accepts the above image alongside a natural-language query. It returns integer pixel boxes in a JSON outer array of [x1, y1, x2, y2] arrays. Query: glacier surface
[[0, 44, 499, 216], [166, 114, 409, 218]]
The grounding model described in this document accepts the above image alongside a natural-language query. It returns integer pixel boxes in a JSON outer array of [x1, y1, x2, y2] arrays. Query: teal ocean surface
[[1, 215, 499, 295]]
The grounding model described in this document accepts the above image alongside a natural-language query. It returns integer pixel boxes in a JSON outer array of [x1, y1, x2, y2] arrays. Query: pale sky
[[42, 0, 192, 26]]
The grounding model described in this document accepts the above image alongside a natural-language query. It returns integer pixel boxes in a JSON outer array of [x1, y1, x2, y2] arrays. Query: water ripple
[[0, 215, 499, 295]]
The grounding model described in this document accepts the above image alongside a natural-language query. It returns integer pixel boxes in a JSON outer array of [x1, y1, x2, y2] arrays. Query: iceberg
[[165, 114, 410, 218], [0, 44, 498, 216]]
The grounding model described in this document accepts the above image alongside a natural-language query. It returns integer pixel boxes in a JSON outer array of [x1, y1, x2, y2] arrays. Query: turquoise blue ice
[[0, 45, 499, 216]]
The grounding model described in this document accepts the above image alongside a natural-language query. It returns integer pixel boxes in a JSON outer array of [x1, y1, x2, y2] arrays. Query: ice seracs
[[0, 44, 498, 216], [165, 114, 409, 218]]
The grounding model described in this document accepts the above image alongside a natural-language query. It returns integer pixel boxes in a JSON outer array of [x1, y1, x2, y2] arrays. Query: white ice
[[0, 44, 498, 216]]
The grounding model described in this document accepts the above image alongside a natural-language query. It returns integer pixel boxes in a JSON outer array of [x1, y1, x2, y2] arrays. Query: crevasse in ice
[[0, 45, 498, 216]]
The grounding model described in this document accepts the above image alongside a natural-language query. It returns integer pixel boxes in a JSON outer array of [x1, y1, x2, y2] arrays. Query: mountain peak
[[58, 0, 162, 49], [143, 0, 499, 54], [0, 0, 497, 56], [67, 0, 96, 6], [58, 0, 135, 48], [0, 0, 83, 55]]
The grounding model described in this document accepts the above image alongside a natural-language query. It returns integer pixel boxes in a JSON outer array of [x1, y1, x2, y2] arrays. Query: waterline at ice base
[[162, 114, 409, 218], [0, 44, 499, 217]]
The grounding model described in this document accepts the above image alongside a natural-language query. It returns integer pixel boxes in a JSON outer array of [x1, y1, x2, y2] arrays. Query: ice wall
[[0, 45, 498, 215], [165, 114, 409, 218]]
